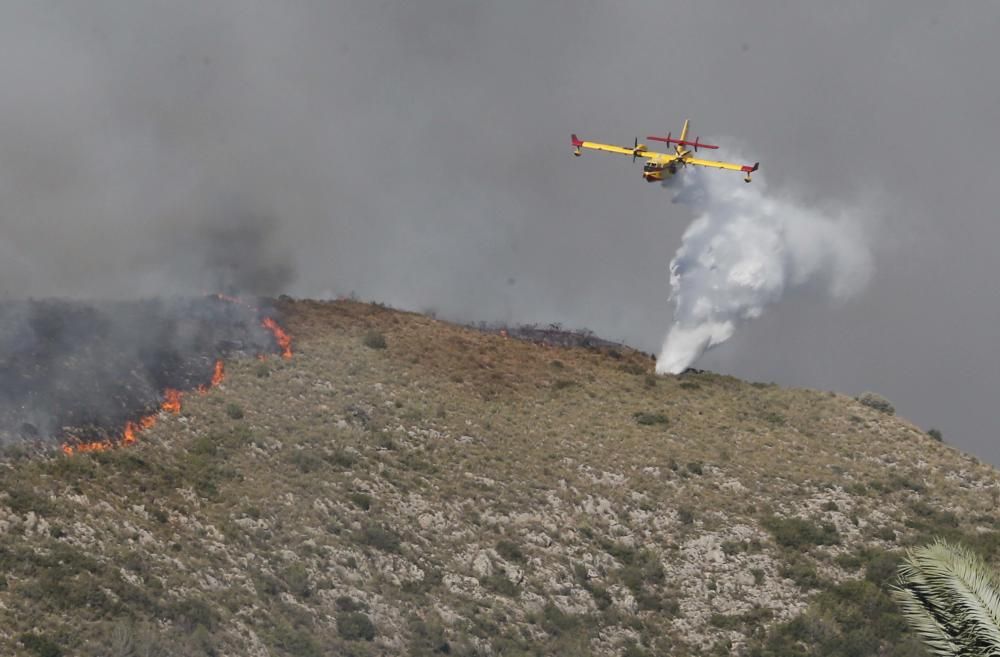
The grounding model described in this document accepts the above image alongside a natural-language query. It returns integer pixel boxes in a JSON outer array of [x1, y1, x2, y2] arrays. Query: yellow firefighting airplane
[[571, 120, 759, 183]]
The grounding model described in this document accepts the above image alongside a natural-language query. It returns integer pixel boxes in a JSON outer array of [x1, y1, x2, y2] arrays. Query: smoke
[[655, 166, 872, 374], [0, 297, 280, 446]]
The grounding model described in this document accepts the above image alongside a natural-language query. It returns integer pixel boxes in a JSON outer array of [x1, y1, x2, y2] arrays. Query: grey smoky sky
[[2, 1, 1000, 461]]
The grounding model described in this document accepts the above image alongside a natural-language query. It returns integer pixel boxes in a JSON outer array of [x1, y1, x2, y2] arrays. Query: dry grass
[[0, 298, 997, 656]]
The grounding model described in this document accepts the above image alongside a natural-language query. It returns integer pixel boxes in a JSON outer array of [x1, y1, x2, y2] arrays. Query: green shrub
[[288, 450, 326, 473], [349, 492, 372, 510], [360, 524, 402, 553], [540, 603, 581, 636], [5, 484, 54, 516], [282, 563, 312, 599], [480, 572, 520, 597], [763, 515, 840, 550], [780, 557, 823, 590], [620, 362, 645, 375], [270, 620, 322, 657], [856, 392, 894, 414], [622, 642, 651, 657], [496, 539, 526, 563], [408, 615, 450, 656], [20, 633, 62, 657], [710, 613, 743, 630], [927, 428, 943, 442], [226, 403, 245, 420], [362, 330, 387, 350], [872, 526, 897, 542], [863, 550, 901, 586], [816, 580, 906, 649], [190, 435, 219, 457], [588, 584, 613, 610], [338, 611, 376, 641], [634, 412, 668, 427], [329, 449, 358, 469], [165, 597, 218, 633], [335, 596, 368, 612], [760, 411, 786, 426]]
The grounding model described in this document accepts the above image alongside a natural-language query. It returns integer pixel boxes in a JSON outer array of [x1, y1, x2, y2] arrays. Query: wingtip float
[[571, 119, 759, 183]]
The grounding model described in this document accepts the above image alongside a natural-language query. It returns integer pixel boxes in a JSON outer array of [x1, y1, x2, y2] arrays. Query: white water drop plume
[[656, 165, 873, 375]]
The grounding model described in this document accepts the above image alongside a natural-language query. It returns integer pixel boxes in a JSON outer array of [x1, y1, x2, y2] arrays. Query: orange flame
[[122, 415, 155, 446], [61, 359, 226, 456], [211, 359, 225, 385], [261, 317, 293, 359], [210, 294, 293, 361], [58, 289, 283, 456], [162, 388, 182, 414], [61, 438, 113, 456], [61, 412, 156, 455], [198, 359, 225, 394]]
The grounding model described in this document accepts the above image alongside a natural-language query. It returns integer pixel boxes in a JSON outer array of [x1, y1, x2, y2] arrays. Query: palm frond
[[893, 539, 1000, 657]]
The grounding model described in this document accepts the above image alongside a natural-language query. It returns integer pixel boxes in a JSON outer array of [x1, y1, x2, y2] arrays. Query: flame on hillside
[[60, 359, 224, 456], [261, 317, 293, 359], [213, 293, 293, 359], [162, 389, 182, 414], [55, 295, 292, 457], [198, 360, 225, 394]]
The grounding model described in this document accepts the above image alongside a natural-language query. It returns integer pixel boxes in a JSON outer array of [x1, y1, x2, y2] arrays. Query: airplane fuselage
[[642, 148, 688, 182]]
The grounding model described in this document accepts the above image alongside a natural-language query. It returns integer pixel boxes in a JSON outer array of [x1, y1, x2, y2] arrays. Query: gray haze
[[2, 2, 999, 461]]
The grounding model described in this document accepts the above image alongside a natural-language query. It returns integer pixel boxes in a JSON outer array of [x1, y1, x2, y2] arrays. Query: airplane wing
[[686, 156, 759, 175], [572, 134, 668, 161]]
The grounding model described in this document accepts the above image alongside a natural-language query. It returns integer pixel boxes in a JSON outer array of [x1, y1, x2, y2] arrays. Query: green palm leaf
[[893, 540, 1000, 657]]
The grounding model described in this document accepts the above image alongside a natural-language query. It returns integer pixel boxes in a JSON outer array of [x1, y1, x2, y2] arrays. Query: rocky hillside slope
[[2, 299, 998, 657]]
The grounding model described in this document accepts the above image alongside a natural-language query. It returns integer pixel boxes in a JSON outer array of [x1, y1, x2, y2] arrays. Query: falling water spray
[[656, 166, 872, 374]]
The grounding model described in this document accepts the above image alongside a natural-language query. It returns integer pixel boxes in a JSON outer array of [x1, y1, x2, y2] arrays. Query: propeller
[[632, 137, 639, 162]]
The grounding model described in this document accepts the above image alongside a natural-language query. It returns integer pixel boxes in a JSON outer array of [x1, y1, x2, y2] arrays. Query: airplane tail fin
[[678, 120, 690, 144]]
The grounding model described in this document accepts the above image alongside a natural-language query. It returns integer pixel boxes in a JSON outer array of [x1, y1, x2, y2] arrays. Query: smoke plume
[[656, 166, 872, 374]]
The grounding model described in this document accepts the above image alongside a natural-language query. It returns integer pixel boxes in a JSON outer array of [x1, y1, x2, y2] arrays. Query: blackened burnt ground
[[0, 296, 284, 446]]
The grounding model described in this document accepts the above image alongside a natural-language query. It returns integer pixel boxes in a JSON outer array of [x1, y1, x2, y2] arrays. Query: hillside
[[2, 299, 999, 657]]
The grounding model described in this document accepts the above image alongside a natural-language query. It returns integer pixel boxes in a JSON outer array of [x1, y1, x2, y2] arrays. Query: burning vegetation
[[0, 295, 292, 454]]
